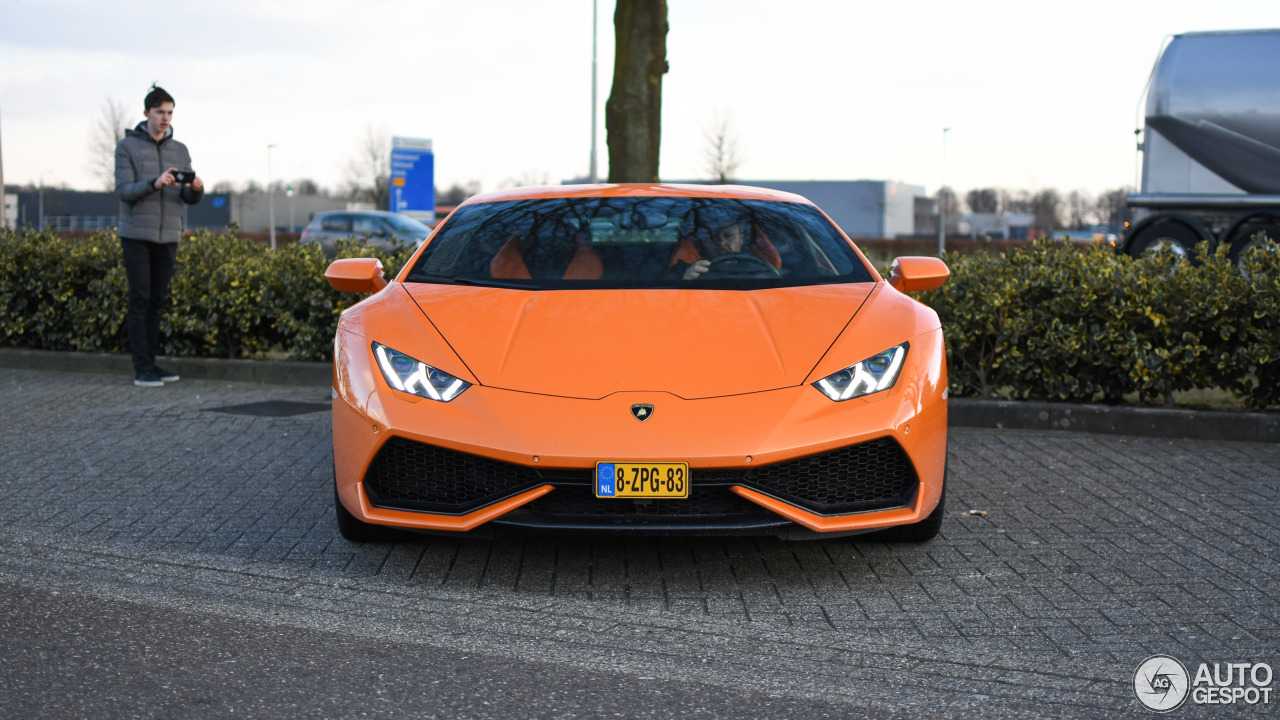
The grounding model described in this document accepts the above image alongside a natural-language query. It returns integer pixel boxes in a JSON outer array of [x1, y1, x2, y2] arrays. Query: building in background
[[231, 190, 349, 233], [5, 187, 462, 233], [961, 211, 1034, 240], [2, 192, 15, 228], [604, 179, 929, 239], [12, 189, 231, 232], [734, 180, 925, 239]]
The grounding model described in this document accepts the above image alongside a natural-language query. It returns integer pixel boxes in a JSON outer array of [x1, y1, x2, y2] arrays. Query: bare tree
[[293, 178, 323, 196], [1094, 187, 1132, 230], [89, 98, 132, 190], [1066, 190, 1094, 230], [343, 123, 390, 209], [1029, 189, 1063, 232], [965, 188, 1000, 214], [606, 0, 669, 183], [936, 186, 961, 215], [499, 171, 551, 189], [437, 181, 482, 206], [935, 187, 961, 235], [1001, 188, 1032, 214], [703, 110, 742, 183]]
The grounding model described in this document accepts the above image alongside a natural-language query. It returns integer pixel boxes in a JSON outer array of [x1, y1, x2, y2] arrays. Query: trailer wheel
[[1227, 222, 1280, 266], [1129, 221, 1200, 259]]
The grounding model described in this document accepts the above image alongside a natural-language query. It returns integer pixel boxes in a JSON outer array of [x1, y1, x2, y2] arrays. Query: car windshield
[[384, 214, 431, 236], [405, 196, 873, 289]]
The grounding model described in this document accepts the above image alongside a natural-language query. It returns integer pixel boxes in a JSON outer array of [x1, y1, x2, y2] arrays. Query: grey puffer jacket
[[115, 122, 203, 243]]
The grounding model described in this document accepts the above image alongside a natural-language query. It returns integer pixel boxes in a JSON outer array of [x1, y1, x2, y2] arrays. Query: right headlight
[[373, 342, 470, 402], [812, 343, 908, 401]]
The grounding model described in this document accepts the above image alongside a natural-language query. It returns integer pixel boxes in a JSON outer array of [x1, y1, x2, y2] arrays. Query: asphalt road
[[1, 368, 1277, 718]]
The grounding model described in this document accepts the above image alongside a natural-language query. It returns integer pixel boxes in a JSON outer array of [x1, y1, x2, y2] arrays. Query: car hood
[[401, 284, 875, 399]]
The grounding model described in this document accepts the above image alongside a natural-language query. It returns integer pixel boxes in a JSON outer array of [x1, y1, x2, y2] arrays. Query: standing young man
[[115, 84, 204, 387]]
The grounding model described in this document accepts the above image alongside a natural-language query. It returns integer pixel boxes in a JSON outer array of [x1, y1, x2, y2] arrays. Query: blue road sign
[[390, 137, 435, 224]]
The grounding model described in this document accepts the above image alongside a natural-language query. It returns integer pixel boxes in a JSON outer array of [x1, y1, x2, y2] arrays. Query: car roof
[[458, 183, 815, 207], [315, 210, 405, 218]]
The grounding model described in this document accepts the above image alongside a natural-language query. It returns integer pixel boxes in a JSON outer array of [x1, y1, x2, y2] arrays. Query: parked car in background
[[1054, 228, 1118, 246], [299, 211, 432, 257]]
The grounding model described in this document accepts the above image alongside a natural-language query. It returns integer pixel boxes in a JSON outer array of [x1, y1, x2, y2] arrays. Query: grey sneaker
[[134, 369, 164, 387], [153, 364, 180, 382]]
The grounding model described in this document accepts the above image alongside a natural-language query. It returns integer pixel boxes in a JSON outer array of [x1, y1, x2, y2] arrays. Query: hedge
[[0, 228, 413, 362], [2, 229, 1277, 408], [915, 237, 1280, 409]]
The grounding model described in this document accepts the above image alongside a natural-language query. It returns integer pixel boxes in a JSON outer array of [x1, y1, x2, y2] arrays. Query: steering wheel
[[701, 252, 781, 278]]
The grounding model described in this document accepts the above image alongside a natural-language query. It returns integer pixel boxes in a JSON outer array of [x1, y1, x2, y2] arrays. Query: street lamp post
[[938, 127, 950, 256], [589, 0, 598, 184], [287, 184, 295, 235], [267, 143, 278, 249], [0, 103, 6, 229]]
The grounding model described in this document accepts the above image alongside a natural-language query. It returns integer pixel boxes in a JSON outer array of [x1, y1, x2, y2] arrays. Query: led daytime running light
[[373, 343, 469, 402], [814, 344, 908, 401]]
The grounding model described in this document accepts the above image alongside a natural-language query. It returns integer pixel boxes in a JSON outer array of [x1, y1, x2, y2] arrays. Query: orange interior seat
[[490, 234, 603, 280]]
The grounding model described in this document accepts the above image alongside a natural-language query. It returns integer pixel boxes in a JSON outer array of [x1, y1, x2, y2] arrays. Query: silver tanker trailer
[[1124, 28, 1280, 262]]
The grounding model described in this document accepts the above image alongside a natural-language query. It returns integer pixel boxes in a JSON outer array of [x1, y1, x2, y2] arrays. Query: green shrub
[[0, 228, 413, 363], [0, 229, 129, 353], [1, 229, 1276, 408], [917, 238, 1280, 409], [1232, 235, 1280, 408]]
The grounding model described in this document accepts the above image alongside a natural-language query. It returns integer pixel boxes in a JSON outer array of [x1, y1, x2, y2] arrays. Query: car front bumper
[[333, 328, 948, 536]]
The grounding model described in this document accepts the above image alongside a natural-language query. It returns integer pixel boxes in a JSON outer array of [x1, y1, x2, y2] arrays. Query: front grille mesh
[[364, 436, 917, 516], [697, 437, 918, 514], [364, 437, 583, 513]]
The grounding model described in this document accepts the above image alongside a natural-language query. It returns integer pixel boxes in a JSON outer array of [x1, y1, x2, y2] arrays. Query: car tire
[[1128, 221, 1200, 259], [334, 479, 393, 543]]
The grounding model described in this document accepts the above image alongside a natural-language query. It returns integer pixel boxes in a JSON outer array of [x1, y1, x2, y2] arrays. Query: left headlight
[[373, 342, 470, 402], [813, 343, 908, 401]]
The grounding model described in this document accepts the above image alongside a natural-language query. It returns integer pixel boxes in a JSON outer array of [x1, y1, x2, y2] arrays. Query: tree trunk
[[605, 0, 668, 183]]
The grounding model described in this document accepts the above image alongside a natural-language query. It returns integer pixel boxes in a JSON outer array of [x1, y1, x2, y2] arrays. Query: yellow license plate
[[595, 462, 689, 499]]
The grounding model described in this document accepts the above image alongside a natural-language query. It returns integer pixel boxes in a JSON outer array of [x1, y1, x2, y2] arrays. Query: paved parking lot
[[1, 367, 1277, 717]]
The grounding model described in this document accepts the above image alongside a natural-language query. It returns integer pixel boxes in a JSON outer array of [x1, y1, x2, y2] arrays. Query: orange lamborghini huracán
[[325, 184, 950, 542]]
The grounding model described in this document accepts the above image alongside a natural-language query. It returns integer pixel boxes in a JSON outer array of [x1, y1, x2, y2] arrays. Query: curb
[[1, 348, 1275, 442], [948, 398, 1279, 444], [0, 348, 329, 387]]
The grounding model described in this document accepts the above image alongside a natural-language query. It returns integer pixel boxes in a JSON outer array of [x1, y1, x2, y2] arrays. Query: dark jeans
[[121, 237, 178, 375]]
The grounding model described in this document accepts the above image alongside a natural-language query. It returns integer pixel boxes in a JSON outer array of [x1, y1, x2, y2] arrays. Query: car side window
[[353, 216, 386, 237], [321, 214, 350, 232]]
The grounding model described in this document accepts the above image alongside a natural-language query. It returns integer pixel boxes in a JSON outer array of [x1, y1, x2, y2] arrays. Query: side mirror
[[326, 258, 387, 293], [888, 256, 949, 292]]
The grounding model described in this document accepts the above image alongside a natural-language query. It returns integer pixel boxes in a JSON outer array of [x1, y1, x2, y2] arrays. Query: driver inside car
[[667, 210, 782, 280]]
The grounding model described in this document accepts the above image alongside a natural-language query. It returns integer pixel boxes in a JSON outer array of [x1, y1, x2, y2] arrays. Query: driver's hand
[[683, 259, 710, 280]]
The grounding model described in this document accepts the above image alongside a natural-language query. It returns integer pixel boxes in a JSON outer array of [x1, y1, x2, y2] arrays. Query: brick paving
[[1, 367, 1278, 717]]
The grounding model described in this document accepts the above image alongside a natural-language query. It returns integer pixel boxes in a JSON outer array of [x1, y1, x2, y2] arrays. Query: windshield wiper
[[405, 273, 534, 289]]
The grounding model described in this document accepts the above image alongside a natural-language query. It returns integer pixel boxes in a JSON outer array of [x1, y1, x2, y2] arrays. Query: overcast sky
[[1, 0, 1276, 199]]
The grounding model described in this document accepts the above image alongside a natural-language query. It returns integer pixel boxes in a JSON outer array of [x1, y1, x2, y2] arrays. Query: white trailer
[[1124, 29, 1280, 262]]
